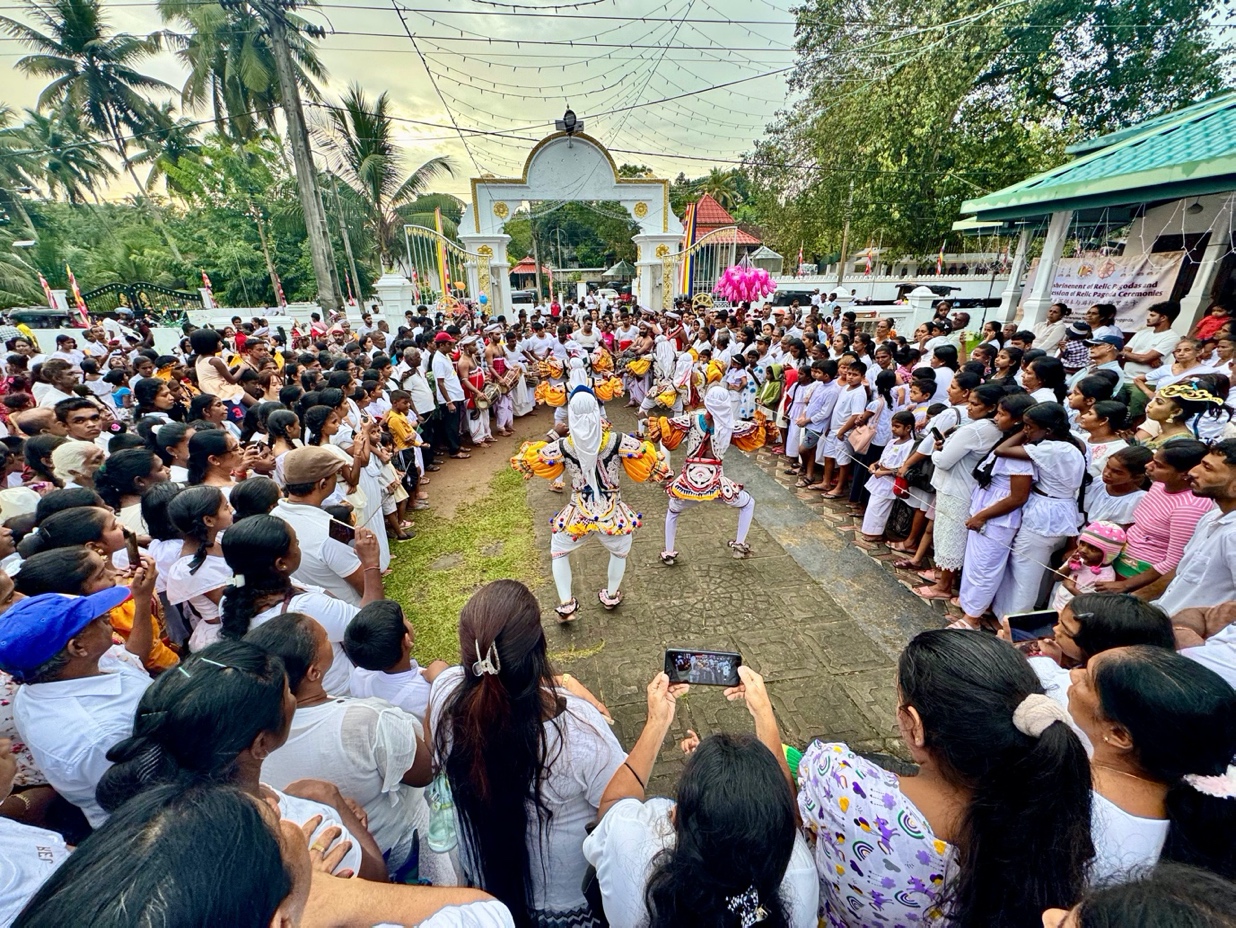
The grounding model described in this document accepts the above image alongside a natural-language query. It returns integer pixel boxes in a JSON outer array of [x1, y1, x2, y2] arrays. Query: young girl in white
[[819, 360, 870, 498], [859, 410, 916, 541]]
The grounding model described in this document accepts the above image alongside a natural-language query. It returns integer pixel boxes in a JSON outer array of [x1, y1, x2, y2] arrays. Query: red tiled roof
[[696, 227, 762, 246], [691, 193, 735, 229], [510, 256, 549, 275]]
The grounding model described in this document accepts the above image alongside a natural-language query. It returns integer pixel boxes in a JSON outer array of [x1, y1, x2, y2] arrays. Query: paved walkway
[[526, 404, 940, 794]]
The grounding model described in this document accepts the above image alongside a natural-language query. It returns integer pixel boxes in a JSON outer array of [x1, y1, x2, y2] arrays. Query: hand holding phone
[[124, 529, 141, 569], [930, 426, 945, 443]]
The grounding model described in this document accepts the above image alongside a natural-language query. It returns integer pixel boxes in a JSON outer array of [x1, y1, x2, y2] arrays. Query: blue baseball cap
[[0, 589, 133, 677], [1085, 335, 1124, 349]]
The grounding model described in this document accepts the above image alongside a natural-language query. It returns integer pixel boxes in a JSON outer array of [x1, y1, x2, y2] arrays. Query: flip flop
[[946, 617, 982, 631], [893, 558, 925, 570], [795, 478, 810, 488], [914, 585, 953, 601], [450, 452, 471, 459]]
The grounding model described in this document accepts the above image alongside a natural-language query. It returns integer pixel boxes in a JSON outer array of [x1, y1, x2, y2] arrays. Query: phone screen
[[664, 648, 742, 687], [1005, 609, 1057, 641], [328, 519, 356, 545]]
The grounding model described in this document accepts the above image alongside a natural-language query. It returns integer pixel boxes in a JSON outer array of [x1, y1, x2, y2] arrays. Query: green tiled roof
[[960, 94, 1236, 221]]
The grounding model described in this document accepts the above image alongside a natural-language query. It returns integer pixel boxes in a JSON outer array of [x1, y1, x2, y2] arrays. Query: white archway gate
[[455, 131, 684, 316]]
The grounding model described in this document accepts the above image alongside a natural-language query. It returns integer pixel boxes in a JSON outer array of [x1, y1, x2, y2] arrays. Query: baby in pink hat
[[1050, 520, 1127, 611]]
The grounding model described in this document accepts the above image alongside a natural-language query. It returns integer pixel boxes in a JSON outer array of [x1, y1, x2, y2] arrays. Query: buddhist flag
[[680, 202, 697, 298], [936, 242, 946, 276], [38, 273, 54, 309], [864, 242, 874, 276], [796, 244, 804, 278], [273, 271, 288, 308], [201, 270, 213, 293], [434, 208, 449, 297], [66, 264, 88, 326]]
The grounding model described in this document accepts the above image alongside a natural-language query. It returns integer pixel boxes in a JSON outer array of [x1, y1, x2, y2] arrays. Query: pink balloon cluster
[[713, 264, 777, 303]]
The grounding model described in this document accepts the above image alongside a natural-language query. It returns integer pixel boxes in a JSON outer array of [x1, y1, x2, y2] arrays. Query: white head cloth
[[673, 351, 694, 386], [567, 356, 590, 390], [1012, 693, 1073, 738], [704, 384, 735, 457], [567, 387, 604, 497]]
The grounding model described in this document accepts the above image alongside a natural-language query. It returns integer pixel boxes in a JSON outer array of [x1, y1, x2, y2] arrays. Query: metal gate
[[660, 226, 740, 309], [403, 225, 492, 313], [81, 281, 202, 322]]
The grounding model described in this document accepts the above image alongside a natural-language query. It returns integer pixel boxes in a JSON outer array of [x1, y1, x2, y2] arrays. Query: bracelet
[[623, 761, 646, 790], [4, 791, 32, 811], [364, 566, 381, 573]]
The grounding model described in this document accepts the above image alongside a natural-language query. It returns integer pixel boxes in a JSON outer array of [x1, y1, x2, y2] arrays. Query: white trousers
[[993, 528, 1070, 618], [860, 494, 896, 537], [549, 530, 632, 604], [958, 522, 1018, 617]]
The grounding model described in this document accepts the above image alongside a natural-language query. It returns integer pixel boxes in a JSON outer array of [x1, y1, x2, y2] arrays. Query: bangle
[[364, 566, 381, 573], [623, 760, 646, 790]]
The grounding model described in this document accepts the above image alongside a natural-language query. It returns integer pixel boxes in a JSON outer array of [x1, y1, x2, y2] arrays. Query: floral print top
[[798, 742, 955, 928], [1, 670, 42, 788]]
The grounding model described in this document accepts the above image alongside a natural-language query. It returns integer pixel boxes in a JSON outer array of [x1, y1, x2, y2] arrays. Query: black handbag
[[886, 499, 914, 539], [903, 457, 935, 492]]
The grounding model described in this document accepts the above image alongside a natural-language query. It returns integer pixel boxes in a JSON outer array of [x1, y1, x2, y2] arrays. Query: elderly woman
[[51, 440, 105, 491]]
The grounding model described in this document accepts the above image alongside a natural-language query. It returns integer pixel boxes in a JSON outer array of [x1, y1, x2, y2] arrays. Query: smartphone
[[124, 529, 141, 568], [328, 519, 356, 545], [1005, 609, 1058, 642], [930, 427, 945, 443], [664, 648, 742, 687]]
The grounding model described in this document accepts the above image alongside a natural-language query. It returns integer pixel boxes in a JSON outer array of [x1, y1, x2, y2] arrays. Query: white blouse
[[1090, 791, 1168, 884], [1022, 440, 1085, 536]]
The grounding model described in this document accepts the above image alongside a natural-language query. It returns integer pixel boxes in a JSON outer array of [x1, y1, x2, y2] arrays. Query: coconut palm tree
[[696, 168, 740, 211], [158, 0, 327, 142], [315, 84, 453, 269], [0, 0, 172, 191], [130, 101, 202, 195], [5, 104, 116, 204]]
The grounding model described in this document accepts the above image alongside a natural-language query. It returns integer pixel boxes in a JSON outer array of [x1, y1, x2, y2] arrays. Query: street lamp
[[11, 240, 37, 249], [555, 106, 583, 147]]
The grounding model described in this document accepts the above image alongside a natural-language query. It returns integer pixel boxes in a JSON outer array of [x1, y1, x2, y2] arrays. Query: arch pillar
[[459, 233, 512, 319], [634, 234, 685, 310]]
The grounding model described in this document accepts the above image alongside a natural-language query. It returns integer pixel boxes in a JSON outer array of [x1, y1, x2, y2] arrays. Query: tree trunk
[[266, 10, 345, 313], [110, 117, 185, 264]]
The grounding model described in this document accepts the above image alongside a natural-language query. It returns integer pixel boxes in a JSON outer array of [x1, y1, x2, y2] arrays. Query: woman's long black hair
[[898, 630, 1094, 928], [433, 579, 563, 928], [644, 733, 795, 928], [1025, 401, 1087, 455], [96, 640, 288, 812], [13, 782, 292, 928], [168, 485, 225, 574], [1093, 646, 1236, 879], [16, 505, 111, 558], [186, 429, 231, 485], [303, 405, 335, 447], [95, 448, 159, 510], [218, 514, 294, 640], [1029, 356, 1068, 403]]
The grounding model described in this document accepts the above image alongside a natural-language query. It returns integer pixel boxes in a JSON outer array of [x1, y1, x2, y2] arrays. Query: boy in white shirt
[[343, 600, 448, 720]]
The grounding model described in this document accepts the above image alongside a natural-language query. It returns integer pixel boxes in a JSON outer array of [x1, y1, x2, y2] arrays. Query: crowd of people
[[0, 293, 1232, 927]]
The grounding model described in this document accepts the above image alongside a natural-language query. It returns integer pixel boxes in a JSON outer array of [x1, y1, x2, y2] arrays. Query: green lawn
[[387, 467, 543, 666]]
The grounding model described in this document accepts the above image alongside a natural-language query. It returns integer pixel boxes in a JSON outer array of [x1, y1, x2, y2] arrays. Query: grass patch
[[548, 639, 607, 665], [387, 467, 542, 665]]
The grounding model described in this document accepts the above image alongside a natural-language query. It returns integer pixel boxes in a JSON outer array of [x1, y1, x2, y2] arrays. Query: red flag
[[863, 243, 873, 276], [201, 270, 213, 293], [796, 244, 804, 278], [936, 243, 945, 276], [344, 269, 357, 306], [66, 264, 89, 326], [38, 273, 54, 309], [273, 272, 287, 308]]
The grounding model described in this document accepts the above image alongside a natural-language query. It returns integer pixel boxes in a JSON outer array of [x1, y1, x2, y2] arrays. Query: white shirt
[[430, 666, 627, 914], [1032, 320, 1068, 356], [931, 417, 1002, 500], [13, 646, 151, 826], [0, 816, 70, 925], [348, 665, 432, 721], [262, 696, 428, 871], [418, 901, 517, 928], [431, 351, 465, 403], [1155, 508, 1236, 615], [1090, 791, 1168, 884], [1183, 619, 1236, 689], [273, 500, 363, 607], [35, 386, 75, 409], [1123, 328, 1181, 379], [251, 587, 358, 696], [1022, 440, 1086, 536], [583, 796, 819, 928]]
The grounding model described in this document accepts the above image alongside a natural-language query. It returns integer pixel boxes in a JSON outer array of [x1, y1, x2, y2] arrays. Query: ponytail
[[218, 515, 293, 639], [167, 485, 225, 575], [16, 506, 111, 558]]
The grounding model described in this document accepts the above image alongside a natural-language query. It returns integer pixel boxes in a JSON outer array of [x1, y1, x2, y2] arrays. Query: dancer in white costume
[[651, 384, 772, 564], [502, 331, 535, 417], [511, 382, 667, 621]]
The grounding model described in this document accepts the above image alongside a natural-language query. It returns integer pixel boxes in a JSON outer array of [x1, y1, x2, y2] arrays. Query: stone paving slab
[[523, 404, 940, 796]]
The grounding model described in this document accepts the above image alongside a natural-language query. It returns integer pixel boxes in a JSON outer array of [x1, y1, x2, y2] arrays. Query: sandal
[[554, 599, 579, 623], [893, 558, 926, 570], [660, 550, 678, 566], [728, 540, 753, 559], [794, 478, 810, 488], [598, 588, 623, 610], [426, 464, 441, 472], [946, 617, 983, 631], [914, 585, 953, 601], [783, 467, 801, 475], [449, 452, 471, 459]]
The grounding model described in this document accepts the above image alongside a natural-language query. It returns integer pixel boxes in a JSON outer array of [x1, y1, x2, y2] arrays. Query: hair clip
[[472, 641, 501, 677]]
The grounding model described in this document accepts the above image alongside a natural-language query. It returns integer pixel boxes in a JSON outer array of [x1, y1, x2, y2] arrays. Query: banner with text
[[1050, 252, 1184, 332]]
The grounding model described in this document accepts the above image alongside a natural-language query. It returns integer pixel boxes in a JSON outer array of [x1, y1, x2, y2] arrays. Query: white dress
[[1090, 791, 1168, 884], [165, 553, 231, 652]]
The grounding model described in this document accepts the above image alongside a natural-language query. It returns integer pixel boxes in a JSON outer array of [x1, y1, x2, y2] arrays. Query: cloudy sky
[[1, 0, 800, 197]]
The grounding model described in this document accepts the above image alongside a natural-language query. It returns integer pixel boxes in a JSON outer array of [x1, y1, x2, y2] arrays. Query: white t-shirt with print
[[0, 816, 70, 924]]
